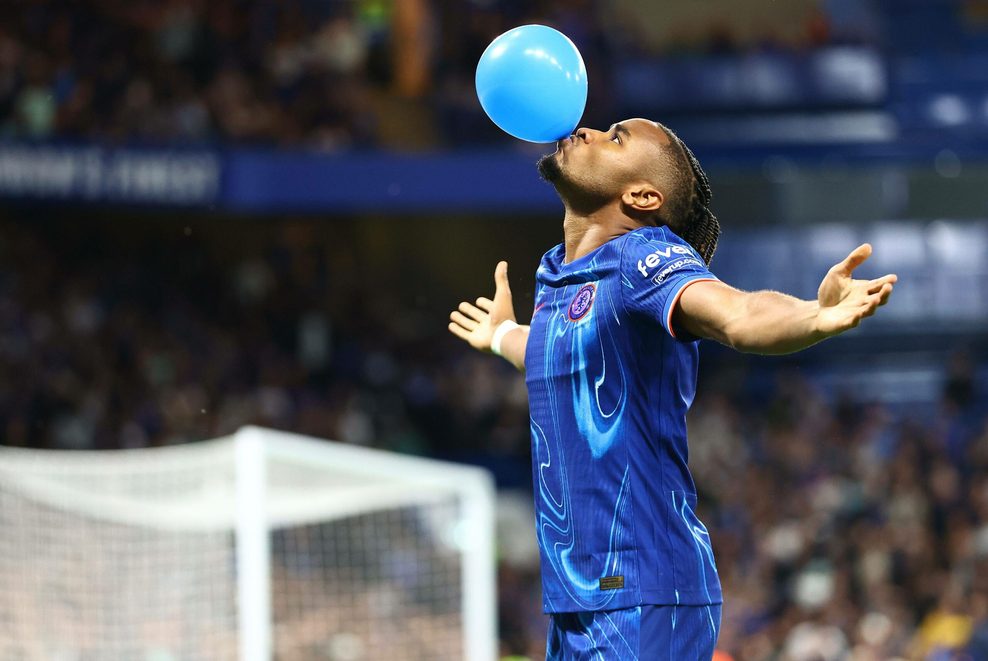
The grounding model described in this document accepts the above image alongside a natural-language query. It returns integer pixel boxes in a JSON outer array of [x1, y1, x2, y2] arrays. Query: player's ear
[[621, 184, 664, 213]]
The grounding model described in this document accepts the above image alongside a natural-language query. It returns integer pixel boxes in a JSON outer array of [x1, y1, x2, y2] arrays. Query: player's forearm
[[497, 325, 529, 371], [721, 291, 826, 355]]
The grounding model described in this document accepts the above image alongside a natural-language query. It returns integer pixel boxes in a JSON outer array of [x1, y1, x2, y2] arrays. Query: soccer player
[[447, 119, 896, 660]]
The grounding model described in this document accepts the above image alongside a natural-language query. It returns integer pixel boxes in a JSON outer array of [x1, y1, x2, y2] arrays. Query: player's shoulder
[[619, 225, 702, 265]]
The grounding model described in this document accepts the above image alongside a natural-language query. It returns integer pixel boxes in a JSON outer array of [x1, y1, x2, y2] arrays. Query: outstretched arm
[[448, 261, 529, 371], [675, 243, 897, 354]]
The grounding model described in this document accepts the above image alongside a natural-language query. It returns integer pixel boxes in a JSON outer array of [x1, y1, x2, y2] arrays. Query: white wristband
[[490, 320, 519, 357]]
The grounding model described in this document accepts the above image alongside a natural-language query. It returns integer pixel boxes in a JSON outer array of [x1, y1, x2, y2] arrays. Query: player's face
[[537, 118, 672, 204]]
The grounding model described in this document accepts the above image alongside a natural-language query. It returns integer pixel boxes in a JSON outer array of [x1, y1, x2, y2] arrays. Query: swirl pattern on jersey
[[532, 257, 635, 611]]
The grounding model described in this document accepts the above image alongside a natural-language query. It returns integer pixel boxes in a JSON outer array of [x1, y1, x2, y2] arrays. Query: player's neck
[[562, 208, 642, 264]]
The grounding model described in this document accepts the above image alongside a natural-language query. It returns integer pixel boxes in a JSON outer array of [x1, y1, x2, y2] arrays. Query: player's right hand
[[448, 261, 517, 352]]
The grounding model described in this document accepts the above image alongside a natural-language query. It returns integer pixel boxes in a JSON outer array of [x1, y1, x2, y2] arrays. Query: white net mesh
[[0, 428, 496, 661], [0, 439, 239, 661], [270, 504, 464, 660]]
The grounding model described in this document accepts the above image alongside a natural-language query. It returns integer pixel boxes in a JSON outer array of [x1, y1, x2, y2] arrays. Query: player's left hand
[[815, 243, 897, 336]]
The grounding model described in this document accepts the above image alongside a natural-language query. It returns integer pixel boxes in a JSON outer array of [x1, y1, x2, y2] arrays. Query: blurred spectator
[[0, 0, 872, 150], [913, 583, 975, 658], [0, 1, 382, 148]]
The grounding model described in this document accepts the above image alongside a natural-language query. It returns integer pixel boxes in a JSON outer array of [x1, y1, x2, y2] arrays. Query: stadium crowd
[[0, 0, 867, 149], [1, 215, 986, 660]]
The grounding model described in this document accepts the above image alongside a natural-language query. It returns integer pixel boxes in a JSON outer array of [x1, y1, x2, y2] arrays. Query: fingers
[[457, 301, 486, 323], [859, 283, 893, 318], [851, 279, 894, 305], [866, 274, 898, 294], [828, 280, 895, 334], [448, 322, 472, 342], [877, 282, 893, 306], [863, 282, 893, 307], [476, 296, 494, 312], [494, 261, 511, 297], [835, 243, 873, 277], [450, 310, 479, 331]]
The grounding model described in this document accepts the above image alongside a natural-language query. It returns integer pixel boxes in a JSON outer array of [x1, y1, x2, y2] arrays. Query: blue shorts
[[546, 604, 721, 660]]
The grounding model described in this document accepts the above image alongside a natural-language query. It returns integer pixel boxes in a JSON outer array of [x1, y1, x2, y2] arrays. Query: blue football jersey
[[525, 225, 722, 614]]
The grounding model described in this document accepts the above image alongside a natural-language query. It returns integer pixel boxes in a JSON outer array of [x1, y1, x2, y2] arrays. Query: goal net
[[0, 427, 497, 661]]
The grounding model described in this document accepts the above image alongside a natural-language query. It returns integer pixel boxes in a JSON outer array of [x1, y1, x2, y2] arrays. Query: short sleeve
[[621, 230, 719, 339]]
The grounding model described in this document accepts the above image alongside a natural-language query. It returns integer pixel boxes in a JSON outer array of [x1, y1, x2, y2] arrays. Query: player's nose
[[575, 127, 602, 144]]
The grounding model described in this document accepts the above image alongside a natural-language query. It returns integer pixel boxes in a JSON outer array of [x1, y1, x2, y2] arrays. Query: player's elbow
[[707, 291, 802, 355], [725, 327, 814, 355], [716, 319, 754, 353], [716, 317, 792, 355], [696, 300, 754, 351]]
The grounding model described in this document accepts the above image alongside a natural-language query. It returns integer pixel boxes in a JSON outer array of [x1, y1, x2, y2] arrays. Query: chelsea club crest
[[568, 283, 596, 321]]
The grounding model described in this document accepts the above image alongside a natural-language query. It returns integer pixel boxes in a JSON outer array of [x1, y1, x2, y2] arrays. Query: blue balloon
[[476, 25, 588, 143]]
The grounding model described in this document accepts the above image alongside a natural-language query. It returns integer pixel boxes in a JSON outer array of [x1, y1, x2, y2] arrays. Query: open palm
[[448, 261, 517, 352], [816, 243, 897, 336]]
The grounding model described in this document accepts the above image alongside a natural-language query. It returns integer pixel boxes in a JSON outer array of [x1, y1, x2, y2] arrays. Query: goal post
[[235, 427, 271, 661], [0, 426, 498, 661]]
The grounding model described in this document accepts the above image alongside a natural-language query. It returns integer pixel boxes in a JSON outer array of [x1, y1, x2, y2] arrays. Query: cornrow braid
[[660, 127, 721, 265]]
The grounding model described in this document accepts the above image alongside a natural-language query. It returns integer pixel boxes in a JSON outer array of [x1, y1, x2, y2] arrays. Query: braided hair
[[656, 125, 721, 265]]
